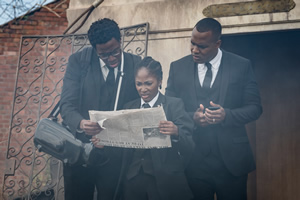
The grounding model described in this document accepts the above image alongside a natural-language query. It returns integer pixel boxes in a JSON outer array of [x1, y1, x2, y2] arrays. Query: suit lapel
[[219, 50, 231, 106], [193, 62, 203, 106], [154, 93, 168, 121], [128, 94, 167, 165], [131, 98, 141, 109], [152, 93, 168, 162], [88, 51, 132, 110], [153, 92, 165, 108], [187, 56, 200, 107], [85, 49, 103, 108]]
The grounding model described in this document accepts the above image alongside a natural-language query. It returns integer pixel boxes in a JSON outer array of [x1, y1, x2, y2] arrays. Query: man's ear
[[216, 39, 222, 48], [159, 80, 162, 89]]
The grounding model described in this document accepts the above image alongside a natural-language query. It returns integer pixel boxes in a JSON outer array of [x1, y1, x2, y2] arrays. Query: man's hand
[[159, 121, 178, 136], [193, 104, 209, 127], [80, 119, 103, 136], [90, 136, 104, 149], [204, 101, 226, 124]]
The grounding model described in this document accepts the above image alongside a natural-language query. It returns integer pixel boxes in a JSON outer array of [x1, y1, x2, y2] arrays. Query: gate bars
[[3, 22, 149, 200]]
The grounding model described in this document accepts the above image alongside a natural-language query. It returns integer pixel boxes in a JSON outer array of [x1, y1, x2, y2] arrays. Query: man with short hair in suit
[[60, 18, 141, 200], [166, 18, 262, 200]]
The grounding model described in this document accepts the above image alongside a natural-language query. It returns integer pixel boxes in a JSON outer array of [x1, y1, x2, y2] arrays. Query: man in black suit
[[166, 18, 262, 200], [60, 18, 141, 200]]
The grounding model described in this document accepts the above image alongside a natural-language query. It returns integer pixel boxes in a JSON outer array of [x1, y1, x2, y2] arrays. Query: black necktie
[[202, 62, 212, 90], [106, 67, 115, 84], [106, 67, 115, 96], [142, 103, 151, 108]]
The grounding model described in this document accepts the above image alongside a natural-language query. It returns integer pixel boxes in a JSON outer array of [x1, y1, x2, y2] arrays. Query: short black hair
[[87, 18, 121, 48], [195, 18, 222, 41], [135, 56, 163, 82]]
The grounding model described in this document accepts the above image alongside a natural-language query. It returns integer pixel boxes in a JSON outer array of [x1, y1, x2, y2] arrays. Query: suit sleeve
[[222, 61, 263, 127], [166, 61, 196, 126], [60, 53, 85, 134], [167, 98, 195, 166], [165, 62, 177, 98]]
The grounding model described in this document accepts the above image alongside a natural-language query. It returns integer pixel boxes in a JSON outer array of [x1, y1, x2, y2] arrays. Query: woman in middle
[[118, 56, 194, 200]]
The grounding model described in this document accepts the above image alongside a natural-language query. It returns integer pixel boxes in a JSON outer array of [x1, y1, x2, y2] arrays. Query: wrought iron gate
[[3, 23, 149, 200]]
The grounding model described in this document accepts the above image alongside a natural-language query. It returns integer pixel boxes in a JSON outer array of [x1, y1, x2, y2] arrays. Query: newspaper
[[89, 106, 171, 149]]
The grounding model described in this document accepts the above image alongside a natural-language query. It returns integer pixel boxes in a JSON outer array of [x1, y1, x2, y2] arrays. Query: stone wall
[[66, 0, 300, 90]]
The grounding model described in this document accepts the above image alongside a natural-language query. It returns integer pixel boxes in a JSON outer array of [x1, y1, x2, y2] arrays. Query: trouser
[[63, 148, 122, 200], [123, 170, 160, 200], [186, 156, 248, 200], [63, 164, 96, 200], [187, 173, 247, 200]]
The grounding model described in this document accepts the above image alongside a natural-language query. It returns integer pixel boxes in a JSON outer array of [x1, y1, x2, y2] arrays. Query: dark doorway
[[222, 29, 300, 200]]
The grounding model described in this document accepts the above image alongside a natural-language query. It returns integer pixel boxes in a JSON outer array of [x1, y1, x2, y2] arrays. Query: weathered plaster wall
[[66, 0, 300, 89], [68, 0, 300, 33]]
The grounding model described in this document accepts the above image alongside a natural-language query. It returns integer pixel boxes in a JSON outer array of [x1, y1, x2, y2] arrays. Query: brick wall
[[0, 0, 69, 197]]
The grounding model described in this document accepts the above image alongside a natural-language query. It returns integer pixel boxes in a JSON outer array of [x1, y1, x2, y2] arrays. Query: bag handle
[[48, 101, 60, 120]]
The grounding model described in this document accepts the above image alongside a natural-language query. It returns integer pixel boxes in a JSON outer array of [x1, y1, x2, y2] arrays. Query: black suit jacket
[[118, 93, 194, 200], [60, 47, 141, 140], [166, 50, 262, 176]]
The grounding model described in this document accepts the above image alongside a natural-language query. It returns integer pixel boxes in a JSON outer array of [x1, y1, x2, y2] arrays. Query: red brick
[[24, 30, 42, 35], [0, 1, 69, 189], [10, 25, 23, 30], [12, 37, 21, 43], [0, 33, 10, 37], [15, 30, 24, 34], [61, 4, 68, 9], [34, 11, 47, 17], [35, 25, 45, 30], [3, 29, 14, 34], [23, 25, 36, 30]]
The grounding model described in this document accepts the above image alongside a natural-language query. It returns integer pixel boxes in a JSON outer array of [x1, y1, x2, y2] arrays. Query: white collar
[[140, 92, 160, 108], [198, 48, 222, 70]]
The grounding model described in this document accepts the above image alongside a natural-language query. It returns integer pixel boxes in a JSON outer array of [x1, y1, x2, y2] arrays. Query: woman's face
[[135, 67, 161, 102]]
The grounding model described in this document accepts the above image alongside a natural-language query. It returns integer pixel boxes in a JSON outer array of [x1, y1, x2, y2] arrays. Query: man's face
[[95, 38, 122, 68], [190, 28, 221, 64]]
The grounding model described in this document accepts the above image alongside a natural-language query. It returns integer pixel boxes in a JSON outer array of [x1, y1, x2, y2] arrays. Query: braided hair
[[135, 56, 163, 89]]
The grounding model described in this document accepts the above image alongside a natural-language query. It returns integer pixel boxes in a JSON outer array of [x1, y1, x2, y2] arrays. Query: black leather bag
[[34, 48, 96, 165], [34, 48, 111, 166], [34, 102, 93, 166]]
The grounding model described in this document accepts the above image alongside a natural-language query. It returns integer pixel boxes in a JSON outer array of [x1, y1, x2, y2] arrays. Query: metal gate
[[3, 23, 149, 200]]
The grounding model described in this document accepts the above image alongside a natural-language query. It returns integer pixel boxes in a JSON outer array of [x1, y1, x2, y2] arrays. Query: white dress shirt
[[140, 92, 159, 108], [197, 48, 222, 88], [99, 52, 124, 81]]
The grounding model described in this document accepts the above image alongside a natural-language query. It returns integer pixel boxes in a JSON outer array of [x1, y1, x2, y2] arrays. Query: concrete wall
[[66, 0, 300, 90]]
